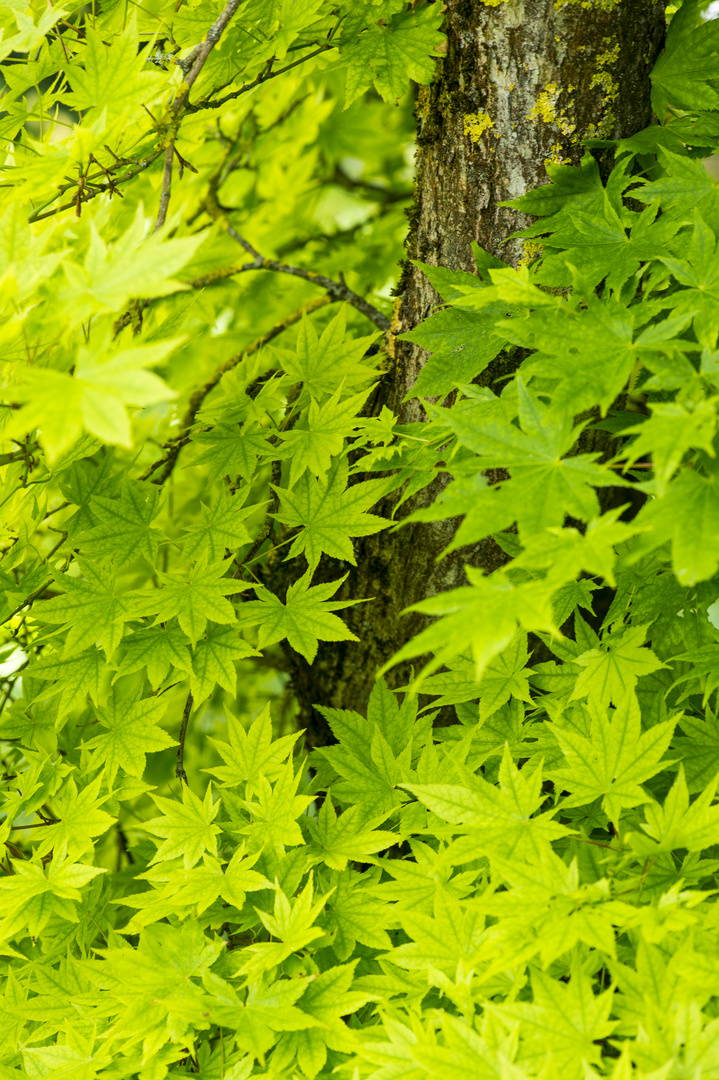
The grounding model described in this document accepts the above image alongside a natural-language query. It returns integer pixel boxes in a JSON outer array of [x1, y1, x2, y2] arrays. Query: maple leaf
[[405, 747, 570, 864], [0, 852, 106, 943], [180, 489, 258, 565], [85, 690, 176, 784], [273, 457, 389, 569], [209, 975, 316, 1061], [153, 558, 248, 644], [26, 646, 105, 717], [36, 561, 148, 658], [37, 773, 115, 859], [387, 890, 486, 980], [630, 469, 719, 585], [342, 5, 445, 106], [62, 22, 165, 114], [82, 479, 163, 567], [277, 307, 378, 397], [112, 620, 192, 689], [633, 148, 719, 234], [237, 875, 329, 978], [205, 704, 301, 788], [322, 869, 393, 960], [274, 962, 370, 1078], [305, 797, 396, 871], [650, 1, 719, 115], [238, 570, 360, 663], [492, 962, 615, 1075], [238, 759, 314, 853], [190, 623, 259, 704], [550, 693, 675, 822], [279, 388, 368, 488], [145, 783, 221, 870], [190, 421, 277, 484], [569, 625, 665, 708], [631, 766, 719, 855]]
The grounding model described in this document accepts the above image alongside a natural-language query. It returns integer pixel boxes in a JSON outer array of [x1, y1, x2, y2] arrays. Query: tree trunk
[[291, 0, 667, 739]]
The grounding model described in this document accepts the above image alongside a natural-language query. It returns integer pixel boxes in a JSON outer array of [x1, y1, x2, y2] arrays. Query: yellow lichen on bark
[[464, 112, 495, 141], [527, 84, 576, 136]]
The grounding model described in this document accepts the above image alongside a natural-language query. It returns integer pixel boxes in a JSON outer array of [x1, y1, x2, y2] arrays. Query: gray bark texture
[[290, 0, 667, 742]]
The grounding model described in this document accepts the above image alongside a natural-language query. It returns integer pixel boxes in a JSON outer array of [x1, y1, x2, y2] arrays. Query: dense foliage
[[6, 0, 719, 1076]]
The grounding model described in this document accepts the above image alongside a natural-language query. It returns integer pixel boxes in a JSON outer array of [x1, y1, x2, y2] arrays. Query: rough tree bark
[[290, 0, 667, 739]]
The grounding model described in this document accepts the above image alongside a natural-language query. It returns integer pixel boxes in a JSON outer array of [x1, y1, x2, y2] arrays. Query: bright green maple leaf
[[650, 0, 719, 115], [190, 421, 277, 484], [383, 565, 560, 684], [405, 747, 569, 863], [278, 307, 377, 398], [83, 480, 163, 567], [322, 869, 393, 960], [205, 703, 300, 788], [190, 623, 258, 704], [622, 399, 717, 496], [633, 148, 719, 234], [238, 759, 314, 853], [402, 300, 508, 399], [305, 798, 396, 871], [85, 690, 176, 784], [550, 693, 675, 822], [631, 766, 719, 855], [441, 379, 616, 542], [209, 976, 316, 1061], [387, 890, 485, 979], [36, 561, 148, 658], [9, 339, 180, 458], [60, 206, 203, 314], [120, 845, 271, 930], [145, 783, 221, 870], [180, 489, 258, 565], [342, 5, 445, 106], [153, 558, 247, 644], [62, 22, 166, 114], [569, 625, 665, 708], [112, 620, 192, 689], [273, 457, 389, 569], [26, 646, 105, 717], [492, 962, 615, 1075], [658, 212, 719, 347], [630, 468, 719, 585], [238, 570, 359, 662], [0, 852, 106, 943], [279, 388, 368, 487], [275, 962, 369, 1078], [36, 773, 114, 859], [238, 875, 328, 977]]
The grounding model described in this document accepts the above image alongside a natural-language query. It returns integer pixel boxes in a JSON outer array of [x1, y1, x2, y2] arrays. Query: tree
[[7, 1, 719, 1077], [296, 0, 668, 728]]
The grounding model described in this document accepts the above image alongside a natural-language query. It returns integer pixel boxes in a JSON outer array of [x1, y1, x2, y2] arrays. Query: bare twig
[[154, 142, 175, 232], [176, 693, 194, 785]]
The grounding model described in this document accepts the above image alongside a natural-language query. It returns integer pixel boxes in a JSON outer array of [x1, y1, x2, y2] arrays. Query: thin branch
[[171, 0, 246, 116], [191, 253, 391, 331], [176, 693, 194, 786], [28, 151, 161, 222], [154, 142, 175, 232], [186, 43, 334, 113], [139, 293, 335, 484]]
